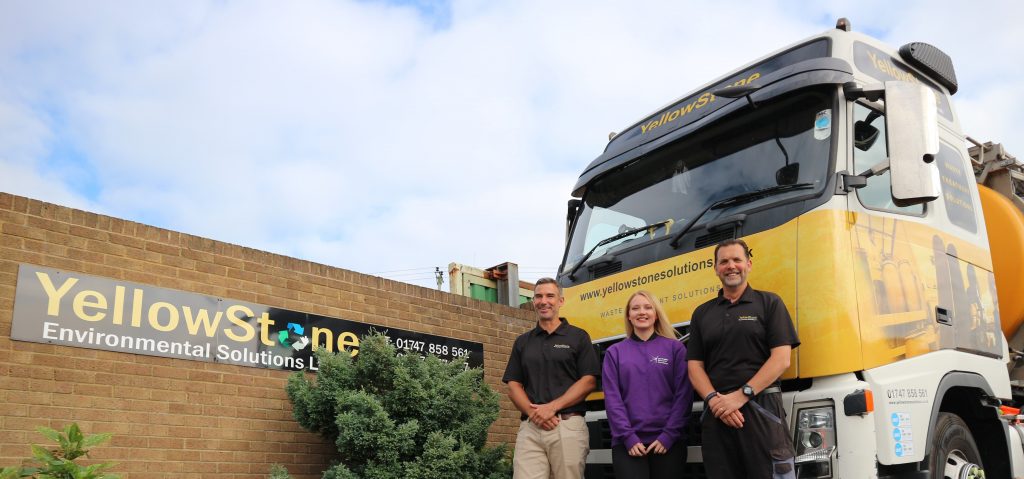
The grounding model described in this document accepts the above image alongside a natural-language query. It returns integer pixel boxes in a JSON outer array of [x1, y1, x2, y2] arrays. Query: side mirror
[[566, 199, 582, 242], [884, 81, 940, 205], [853, 114, 880, 151]]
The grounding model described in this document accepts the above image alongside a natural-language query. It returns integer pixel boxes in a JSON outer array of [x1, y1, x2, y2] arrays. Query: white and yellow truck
[[557, 18, 1024, 478]]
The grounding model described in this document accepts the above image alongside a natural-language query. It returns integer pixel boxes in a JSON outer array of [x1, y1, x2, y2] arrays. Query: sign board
[[11, 264, 483, 371]]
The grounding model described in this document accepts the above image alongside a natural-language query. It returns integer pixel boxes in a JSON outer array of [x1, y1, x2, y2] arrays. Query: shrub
[[268, 464, 291, 479], [0, 423, 117, 479], [286, 333, 511, 479]]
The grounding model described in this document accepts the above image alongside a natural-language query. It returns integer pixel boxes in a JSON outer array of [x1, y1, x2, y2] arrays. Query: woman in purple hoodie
[[602, 290, 693, 478]]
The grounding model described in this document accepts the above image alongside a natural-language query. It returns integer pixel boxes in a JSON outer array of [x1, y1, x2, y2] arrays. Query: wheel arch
[[925, 371, 1010, 478]]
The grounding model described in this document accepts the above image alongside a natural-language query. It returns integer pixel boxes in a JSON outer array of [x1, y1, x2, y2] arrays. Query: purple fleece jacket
[[602, 335, 693, 450]]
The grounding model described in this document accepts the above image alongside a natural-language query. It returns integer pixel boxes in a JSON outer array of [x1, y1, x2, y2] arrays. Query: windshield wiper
[[668, 183, 814, 249], [568, 220, 671, 280]]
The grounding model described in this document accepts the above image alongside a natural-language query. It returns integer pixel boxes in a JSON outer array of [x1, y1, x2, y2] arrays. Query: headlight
[[794, 406, 836, 478]]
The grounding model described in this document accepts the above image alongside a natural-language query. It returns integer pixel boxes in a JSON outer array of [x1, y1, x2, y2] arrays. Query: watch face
[[743, 385, 754, 397]]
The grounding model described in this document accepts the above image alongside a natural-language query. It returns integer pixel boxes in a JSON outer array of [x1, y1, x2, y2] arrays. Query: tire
[[927, 412, 984, 479]]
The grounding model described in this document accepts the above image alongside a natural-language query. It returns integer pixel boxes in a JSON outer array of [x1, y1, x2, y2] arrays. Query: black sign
[[605, 39, 830, 158], [852, 41, 953, 121], [936, 144, 977, 233], [10, 264, 483, 371]]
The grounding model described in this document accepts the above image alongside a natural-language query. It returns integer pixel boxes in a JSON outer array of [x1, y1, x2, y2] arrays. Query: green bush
[[286, 333, 511, 479], [268, 464, 291, 479], [0, 423, 117, 479]]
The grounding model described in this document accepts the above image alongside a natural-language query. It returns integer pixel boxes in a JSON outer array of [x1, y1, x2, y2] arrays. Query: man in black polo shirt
[[687, 239, 800, 479], [503, 277, 599, 479]]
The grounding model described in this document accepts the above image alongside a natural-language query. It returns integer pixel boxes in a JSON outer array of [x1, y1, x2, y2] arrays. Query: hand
[[721, 409, 745, 429], [529, 403, 557, 427], [710, 390, 748, 419], [628, 442, 647, 457], [647, 440, 667, 455], [539, 416, 560, 431]]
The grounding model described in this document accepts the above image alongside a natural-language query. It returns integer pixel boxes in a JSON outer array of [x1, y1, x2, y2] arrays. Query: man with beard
[[687, 239, 800, 478]]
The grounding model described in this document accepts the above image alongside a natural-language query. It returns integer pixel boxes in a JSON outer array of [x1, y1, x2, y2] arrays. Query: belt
[[520, 411, 584, 421]]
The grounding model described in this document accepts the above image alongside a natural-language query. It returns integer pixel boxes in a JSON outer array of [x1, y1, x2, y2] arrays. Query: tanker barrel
[[973, 140, 1024, 353]]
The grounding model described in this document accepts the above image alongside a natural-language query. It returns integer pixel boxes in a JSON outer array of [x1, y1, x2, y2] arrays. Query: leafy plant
[[0, 423, 117, 479], [286, 333, 511, 479], [268, 464, 291, 479]]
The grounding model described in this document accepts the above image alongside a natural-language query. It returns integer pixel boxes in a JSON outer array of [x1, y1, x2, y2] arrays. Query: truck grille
[[591, 261, 622, 279], [695, 227, 735, 249]]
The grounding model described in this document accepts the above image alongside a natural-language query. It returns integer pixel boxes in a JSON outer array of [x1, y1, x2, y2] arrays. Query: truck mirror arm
[[843, 82, 885, 102], [858, 159, 890, 179], [837, 171, 867, 193], [837, 159, 890, 194]]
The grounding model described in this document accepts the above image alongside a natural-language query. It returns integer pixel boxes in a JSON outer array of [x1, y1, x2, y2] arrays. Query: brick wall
[[0, 193, 536, 478]]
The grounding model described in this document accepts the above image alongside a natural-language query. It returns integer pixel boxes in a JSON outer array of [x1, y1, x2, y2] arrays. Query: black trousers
[[701, 392, 796, 479], [611, 441, 687, 479]]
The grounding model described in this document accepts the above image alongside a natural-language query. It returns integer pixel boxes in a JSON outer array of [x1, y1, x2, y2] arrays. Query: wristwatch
[[742, 384, 755, 398]]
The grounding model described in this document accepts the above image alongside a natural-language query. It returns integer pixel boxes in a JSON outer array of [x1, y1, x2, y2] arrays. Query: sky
[[2, 0, 1021, 290]]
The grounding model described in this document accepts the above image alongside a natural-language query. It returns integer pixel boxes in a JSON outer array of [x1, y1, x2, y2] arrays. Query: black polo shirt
[[686, 285, 799, 393], [503, 318, 600, 416]]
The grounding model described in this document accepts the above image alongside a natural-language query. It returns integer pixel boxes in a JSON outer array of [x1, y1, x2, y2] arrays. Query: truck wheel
[[928, 412, 984, 479]]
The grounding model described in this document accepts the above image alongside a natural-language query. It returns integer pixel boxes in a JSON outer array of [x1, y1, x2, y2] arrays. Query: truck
[[556, 18, 1024, 478]]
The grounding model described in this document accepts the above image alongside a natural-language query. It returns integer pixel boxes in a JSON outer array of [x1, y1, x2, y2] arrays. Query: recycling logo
[[278, 323, 310, 351]]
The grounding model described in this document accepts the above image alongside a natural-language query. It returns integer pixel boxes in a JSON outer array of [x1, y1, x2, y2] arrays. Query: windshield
[[562, 88, 834, 273]]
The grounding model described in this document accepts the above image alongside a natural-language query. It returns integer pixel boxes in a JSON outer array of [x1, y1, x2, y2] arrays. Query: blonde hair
[[623, 290, 678, 340]]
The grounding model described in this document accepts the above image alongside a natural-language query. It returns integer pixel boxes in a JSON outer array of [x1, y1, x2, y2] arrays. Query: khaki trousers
[[513, 416, 590, 479]]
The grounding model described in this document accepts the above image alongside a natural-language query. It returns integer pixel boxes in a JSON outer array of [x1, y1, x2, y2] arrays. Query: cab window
[[852, 102, 925, 215]]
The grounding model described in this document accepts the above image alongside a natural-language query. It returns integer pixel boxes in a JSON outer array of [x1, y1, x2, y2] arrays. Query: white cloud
[[0, 100, 50, 166], [0, 95, 94, 210], [1, 0, 1022, 289]]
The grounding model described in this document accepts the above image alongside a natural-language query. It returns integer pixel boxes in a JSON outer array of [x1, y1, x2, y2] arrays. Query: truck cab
[[559, 19, 1024, 478]]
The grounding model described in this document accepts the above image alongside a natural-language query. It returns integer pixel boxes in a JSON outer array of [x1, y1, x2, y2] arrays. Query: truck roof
[[571, 25, 958, 197]]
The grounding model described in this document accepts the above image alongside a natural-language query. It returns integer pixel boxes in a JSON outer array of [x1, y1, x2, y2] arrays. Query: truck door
[[930, 143, 1002, 358], [847, 101, 950, 370]]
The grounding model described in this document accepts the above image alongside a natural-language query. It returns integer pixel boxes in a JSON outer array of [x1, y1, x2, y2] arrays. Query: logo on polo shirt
[[553, 344, 571, 349], [650, 356, 669, 365], [738, 315, 759, 321]]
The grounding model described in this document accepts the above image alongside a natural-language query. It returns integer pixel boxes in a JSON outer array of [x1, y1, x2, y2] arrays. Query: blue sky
[[2, 0, 1022, 289]]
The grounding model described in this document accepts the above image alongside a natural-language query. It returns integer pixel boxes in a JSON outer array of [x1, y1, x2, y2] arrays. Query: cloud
[[0, 97, 94, 210], [1, 0, 1022, 289]]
